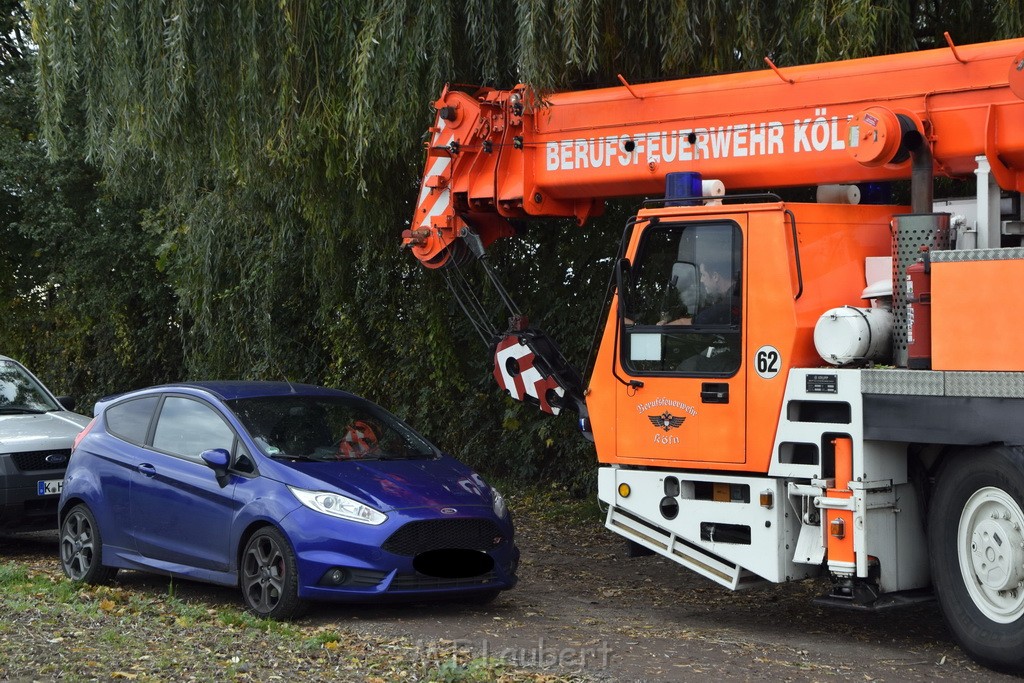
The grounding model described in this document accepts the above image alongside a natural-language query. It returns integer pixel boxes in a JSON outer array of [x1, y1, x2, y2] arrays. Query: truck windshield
[[622, 221, 742, 376], [0, 360, 62, 413], [226, 395, 438, 461]]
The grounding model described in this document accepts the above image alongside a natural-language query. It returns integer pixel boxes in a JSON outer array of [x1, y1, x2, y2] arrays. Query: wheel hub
[[959, 485, 1024, 623], [970, 517, 1024, 592]]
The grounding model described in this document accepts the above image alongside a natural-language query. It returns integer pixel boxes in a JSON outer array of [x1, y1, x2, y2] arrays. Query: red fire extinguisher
[[906, 250, 932, 370]]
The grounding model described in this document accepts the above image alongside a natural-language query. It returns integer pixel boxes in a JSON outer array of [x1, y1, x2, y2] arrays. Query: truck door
[[616, 218, 746, 465]]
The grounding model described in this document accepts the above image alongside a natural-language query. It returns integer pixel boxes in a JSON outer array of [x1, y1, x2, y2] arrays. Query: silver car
[[0, 355, 89, 531]]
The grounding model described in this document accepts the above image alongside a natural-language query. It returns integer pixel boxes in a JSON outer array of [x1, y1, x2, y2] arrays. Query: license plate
[[38, 479, 63, 496]]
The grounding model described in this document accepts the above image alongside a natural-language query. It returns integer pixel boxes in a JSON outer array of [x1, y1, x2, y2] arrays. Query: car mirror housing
[[56, 396, 76, 412], [201, 448, 230, 472]]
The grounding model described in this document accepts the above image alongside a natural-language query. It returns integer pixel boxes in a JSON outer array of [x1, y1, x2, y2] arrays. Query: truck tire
[[929, 445, 1024, 672]]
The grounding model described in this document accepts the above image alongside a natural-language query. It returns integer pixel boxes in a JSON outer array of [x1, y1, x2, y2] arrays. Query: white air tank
[[814, 306, 894, 366]]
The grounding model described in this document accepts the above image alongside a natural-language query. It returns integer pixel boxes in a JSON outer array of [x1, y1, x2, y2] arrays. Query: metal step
[[607, 506, 763, 590]]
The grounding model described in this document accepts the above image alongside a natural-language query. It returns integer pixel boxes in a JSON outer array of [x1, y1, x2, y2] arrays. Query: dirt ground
[[295, 507, 1018, 683], [2, 504, 1020, 683]]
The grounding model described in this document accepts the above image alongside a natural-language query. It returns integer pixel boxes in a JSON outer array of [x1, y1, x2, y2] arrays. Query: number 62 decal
[[754, 345, 781, 379]]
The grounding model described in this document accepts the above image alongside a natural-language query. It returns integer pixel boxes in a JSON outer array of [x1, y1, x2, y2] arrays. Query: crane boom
[[405, 38, 1024, 267]]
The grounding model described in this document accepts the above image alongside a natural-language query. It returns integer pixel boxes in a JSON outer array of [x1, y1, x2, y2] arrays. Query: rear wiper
[[0, 407, 47, 414]]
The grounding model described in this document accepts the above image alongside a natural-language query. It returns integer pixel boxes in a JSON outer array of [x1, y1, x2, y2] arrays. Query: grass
[[429, 657, 511, 682], [0, 567, 578, 682]]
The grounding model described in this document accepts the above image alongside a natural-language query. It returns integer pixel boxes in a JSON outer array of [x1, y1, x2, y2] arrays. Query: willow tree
[[26, 0, 1023, 485], [0, 0, 180, 402]]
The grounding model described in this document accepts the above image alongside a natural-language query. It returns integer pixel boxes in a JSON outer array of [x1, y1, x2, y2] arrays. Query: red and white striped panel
[[492, 335, 565, 415], [416, 119, 455, 231]]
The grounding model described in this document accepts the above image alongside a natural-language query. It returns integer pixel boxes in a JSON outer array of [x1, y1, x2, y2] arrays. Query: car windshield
[[226, 395, 438, 462], [0, 360, 61, 413]]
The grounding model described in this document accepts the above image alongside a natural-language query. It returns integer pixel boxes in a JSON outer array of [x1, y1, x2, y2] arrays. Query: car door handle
[[137, 463, 157, 477]]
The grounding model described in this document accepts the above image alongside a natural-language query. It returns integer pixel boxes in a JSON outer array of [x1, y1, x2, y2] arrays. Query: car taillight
[[73, 418, 97, 453]]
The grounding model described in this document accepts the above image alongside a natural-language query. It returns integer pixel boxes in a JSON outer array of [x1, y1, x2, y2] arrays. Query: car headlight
[[492, 487, 508, 519], [288, 486, 388, 526]]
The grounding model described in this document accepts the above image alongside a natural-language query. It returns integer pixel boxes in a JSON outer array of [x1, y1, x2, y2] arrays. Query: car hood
[[262, 455, 494, 512], [0, 411, 90, 451]]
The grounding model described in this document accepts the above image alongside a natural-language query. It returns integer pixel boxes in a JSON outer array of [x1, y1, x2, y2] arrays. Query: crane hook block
[[492, 332, 580, 416], [493, 335, 565, 415]]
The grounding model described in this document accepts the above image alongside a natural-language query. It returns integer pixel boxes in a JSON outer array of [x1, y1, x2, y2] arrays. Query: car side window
[[105, 396, 160, 445], [152, 396, 235, 461]]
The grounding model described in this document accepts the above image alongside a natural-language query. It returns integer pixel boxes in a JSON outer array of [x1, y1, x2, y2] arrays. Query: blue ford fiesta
[[58, 381, 518, 618]]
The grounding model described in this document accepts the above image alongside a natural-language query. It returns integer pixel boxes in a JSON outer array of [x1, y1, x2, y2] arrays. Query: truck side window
[[623, 221, 742, 376]]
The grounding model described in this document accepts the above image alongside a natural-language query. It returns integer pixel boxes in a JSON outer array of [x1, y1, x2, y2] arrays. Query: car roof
[[188, 378, 364, 401], [96, 381, 360, 410], [161, 381, 359, 402]]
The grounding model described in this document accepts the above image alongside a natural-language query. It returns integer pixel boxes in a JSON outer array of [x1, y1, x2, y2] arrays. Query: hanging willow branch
[[22, 0, 1021, 484]]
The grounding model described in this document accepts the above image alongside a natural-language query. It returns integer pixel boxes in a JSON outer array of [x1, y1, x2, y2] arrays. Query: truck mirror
[[615, 258, 632, 319]]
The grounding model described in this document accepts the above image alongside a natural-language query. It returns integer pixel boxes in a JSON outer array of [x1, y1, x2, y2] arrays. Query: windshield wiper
[[380, 451, 437, 461], [269, 453, 319, 462], [0, 407, 47, 414]]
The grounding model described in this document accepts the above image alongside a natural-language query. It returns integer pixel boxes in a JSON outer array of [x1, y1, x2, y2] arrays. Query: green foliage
[[0, 1, 179, 405], [19, 0, 1020, 486], [0, 562, 32, 587], [429, 656, 507, 683]]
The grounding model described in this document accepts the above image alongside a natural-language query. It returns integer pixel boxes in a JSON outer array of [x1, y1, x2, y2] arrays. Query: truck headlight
[[288, 486, 387, 525]]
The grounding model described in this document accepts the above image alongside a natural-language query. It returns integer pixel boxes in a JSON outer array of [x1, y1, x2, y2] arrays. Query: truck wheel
[[929, 446, 1024, 672], [59, 504, 118, 584]]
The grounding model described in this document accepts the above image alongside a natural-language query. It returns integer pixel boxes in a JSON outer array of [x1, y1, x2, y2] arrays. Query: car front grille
[[10, 449, 71, 472], [382, 518, 504, 556], [390, 570, 499, 591], [346, 568, 388, 588]]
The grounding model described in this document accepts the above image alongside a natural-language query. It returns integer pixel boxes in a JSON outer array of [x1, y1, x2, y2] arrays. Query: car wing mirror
[[201, 448, 231, 486], [56, 396, 76, 412]]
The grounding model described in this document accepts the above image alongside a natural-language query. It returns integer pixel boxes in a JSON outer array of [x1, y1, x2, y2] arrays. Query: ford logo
[[440, 507, 458, 515], [45, 453, 68, 465]]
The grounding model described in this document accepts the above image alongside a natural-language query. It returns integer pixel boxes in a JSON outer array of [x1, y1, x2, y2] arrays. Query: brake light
[[73, 418, 97, 452]]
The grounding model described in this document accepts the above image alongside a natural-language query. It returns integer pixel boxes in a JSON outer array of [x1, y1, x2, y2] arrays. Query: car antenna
[[266, 350, 298, 394]]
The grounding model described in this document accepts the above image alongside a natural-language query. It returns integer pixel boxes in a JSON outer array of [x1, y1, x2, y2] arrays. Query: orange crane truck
[[403, 37, 1024, 670]]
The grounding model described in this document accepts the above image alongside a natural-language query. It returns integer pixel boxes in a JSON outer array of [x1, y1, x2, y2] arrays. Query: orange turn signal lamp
[[618, 483, 631, 498], [829, 517, 846, 539]]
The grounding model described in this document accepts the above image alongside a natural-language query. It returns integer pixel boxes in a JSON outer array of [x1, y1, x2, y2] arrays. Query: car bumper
[[280, 506, 519, 602], [0, 454, 66, 531]]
